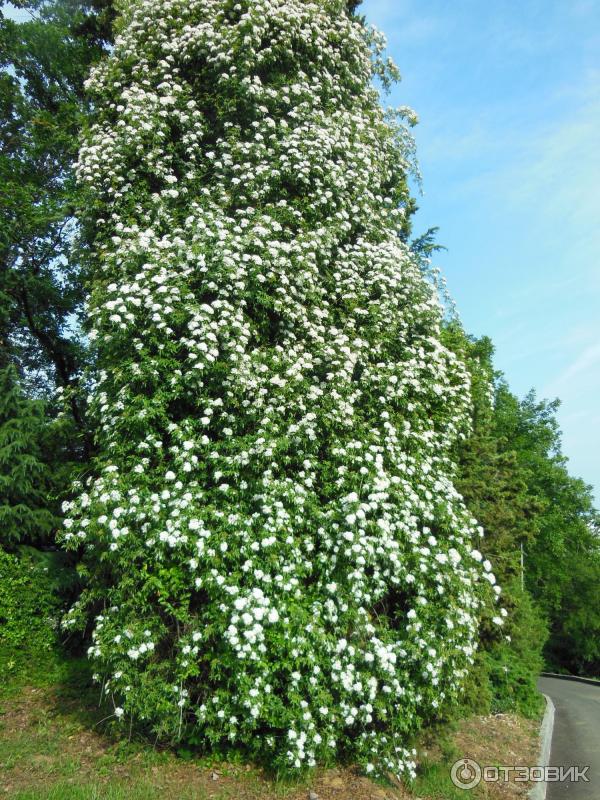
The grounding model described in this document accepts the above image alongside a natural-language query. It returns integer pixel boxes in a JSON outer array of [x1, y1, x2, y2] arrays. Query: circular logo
[[450, 758, 482, 790]]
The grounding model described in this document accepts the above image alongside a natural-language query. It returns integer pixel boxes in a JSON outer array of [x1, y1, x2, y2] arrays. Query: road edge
[[528, 692, 555, 800], [540, 671, 600, 687]]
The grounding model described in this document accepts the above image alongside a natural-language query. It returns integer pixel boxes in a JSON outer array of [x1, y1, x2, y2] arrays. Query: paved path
[[538, 676, 600, 799]]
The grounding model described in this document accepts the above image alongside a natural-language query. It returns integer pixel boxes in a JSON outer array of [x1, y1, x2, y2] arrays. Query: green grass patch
[[9, 784, 216, 800], [411, 760, 481, 800]]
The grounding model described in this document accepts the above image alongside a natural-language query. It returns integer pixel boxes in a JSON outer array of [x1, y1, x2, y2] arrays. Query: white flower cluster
[[63, 0, 502, 778]]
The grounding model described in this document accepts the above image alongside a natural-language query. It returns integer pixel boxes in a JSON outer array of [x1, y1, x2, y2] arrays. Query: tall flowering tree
[[63, 0, 503, 777]]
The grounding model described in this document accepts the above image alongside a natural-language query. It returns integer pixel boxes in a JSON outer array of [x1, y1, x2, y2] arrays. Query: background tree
[[0, 363, 60, 545], [444, 329, 547, 714], [0, 0, 113, 417], [449, 326, 600, 687], [495, 389, 600, 675]]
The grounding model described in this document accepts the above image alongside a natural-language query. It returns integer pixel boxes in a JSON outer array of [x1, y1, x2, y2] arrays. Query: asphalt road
[[538, 676, 600, 799]]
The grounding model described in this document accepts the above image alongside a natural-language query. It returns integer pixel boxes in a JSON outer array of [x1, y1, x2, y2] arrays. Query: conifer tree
[[0, 364, 58, 545], [63, 0, 502, 776]]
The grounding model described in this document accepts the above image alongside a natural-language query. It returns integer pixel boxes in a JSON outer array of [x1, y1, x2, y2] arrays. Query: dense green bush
[[481, 584, 547, 717], [454, 584, 546, 720], [0, 547, 61, 669], [0, 362, 84, 550]]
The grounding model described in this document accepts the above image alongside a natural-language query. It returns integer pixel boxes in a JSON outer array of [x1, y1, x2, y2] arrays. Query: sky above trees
[[363, 0, 600, 501]]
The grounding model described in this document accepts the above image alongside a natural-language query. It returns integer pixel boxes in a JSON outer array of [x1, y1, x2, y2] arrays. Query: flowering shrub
[[62, 0, 503, 778]]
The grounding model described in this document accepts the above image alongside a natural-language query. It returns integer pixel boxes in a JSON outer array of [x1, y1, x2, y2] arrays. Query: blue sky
[[363, 0, 600, 502]]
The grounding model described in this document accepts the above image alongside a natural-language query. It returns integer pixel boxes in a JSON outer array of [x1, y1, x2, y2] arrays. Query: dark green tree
[[451, 326, 600, 682], [0, 363, 59, 545], [440, 327, 547, 714], [495, 389, 600, 675], [549, 536, 600, 675], [0, 0, 113, 547]]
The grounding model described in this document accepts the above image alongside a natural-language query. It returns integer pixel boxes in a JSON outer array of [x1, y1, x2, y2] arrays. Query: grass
[[408, 729, 474, 800], [412, 762, 475, 800], [9, 784, 188, 800], [10, 784, 268, 800]]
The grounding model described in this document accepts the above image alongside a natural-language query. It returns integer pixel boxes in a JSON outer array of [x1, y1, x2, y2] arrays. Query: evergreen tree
[[447, 329, 547, 714], [0, 364, 58, 545], [63, 0, 501, 776]]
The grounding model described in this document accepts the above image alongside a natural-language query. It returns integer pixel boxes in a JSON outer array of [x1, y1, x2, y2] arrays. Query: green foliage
[[541, 519, 600, 676], [450, 325, 600, 687], [480, 584, 546, 718], [0, 364, 61, 545], [0, 546, 60, 670], [454, 587, 546, 720], [440, 328, 545, 713], [0, 0, 114, 555], [491, 387, 600, 676], [0, 0, 113, 421], [346, 0, 363, 13]]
